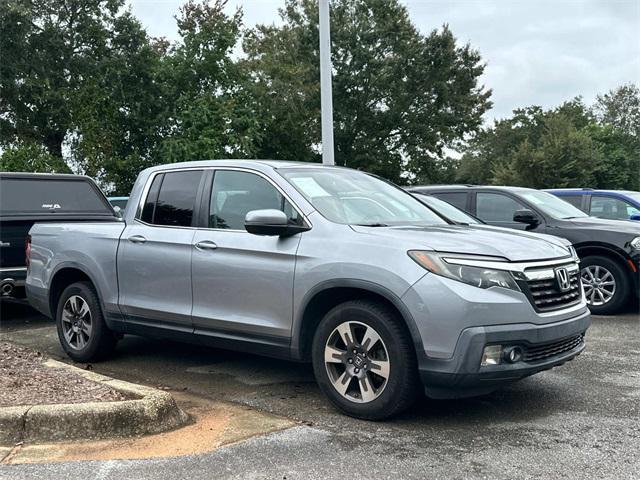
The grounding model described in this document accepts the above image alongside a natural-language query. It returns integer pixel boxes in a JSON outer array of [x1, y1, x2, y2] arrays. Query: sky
[[130, 0, 640, 124]]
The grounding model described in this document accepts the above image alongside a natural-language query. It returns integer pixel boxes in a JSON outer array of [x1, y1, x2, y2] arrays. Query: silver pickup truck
[[27, 161, 591, 419]]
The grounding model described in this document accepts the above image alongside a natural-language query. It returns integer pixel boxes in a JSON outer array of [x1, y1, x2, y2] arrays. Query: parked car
[[0, 172, 117, 299], [546, 189, 640, 222], [27, 161, 590, 420], [107, 196, 129, 217], [412, 192, 590, 253], [408, 185, 640, 315]]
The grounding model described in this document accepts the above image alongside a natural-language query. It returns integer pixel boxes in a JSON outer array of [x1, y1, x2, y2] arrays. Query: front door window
[[209, 170, 302, 230]]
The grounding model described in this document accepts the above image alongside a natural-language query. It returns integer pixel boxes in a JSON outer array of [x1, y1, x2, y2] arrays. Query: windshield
[[279, 168, 447, 226], [519, 190, 588, 219], [415, 194, 480, 224]]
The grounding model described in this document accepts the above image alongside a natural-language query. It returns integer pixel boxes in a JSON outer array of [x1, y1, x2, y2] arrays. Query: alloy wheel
[[324, 321, 390, 403], [581, 265, 616, 306], [61, 295, 93, 350]]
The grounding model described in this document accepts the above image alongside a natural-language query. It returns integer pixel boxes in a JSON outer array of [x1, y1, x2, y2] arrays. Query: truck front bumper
[[418, 309, 591, 399]]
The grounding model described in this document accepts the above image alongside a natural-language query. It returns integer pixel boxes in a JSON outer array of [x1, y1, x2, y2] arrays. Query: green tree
[[490, 113, 600, 188], [71, 15, 169, 193], [0, 0, 253, 194], [157, 0, 261, 166], [457, 96, 638, 190], [0, 0, 167, 192], [0, 0, 137, 158], [244, 0, 491, 184], [588, 123, 640, 190], [595, 83, 640, 138], [0, 142, 70, 173]]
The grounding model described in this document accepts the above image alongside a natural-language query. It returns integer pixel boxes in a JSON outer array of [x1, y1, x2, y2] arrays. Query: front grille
[[523, 334, 585, 362], [524, 267, 582, 312]]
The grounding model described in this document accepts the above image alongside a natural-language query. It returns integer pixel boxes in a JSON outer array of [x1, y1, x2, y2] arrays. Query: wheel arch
[[575, 243, 638, 303], [291, 280, 425, 362], [49, 265, 102, 320], [574, 243, 634, 279]]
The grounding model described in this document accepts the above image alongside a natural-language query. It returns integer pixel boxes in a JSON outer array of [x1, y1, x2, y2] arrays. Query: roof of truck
[[143, 159, 353, 173], [408, 185, 537, 193]]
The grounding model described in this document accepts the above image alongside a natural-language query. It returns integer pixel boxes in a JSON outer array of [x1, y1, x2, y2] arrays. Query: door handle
[[195, 240, 218, 251], [127, 235, 147, 244]]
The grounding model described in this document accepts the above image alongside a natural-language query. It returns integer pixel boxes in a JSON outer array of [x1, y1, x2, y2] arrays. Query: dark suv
[[408, 185, 640, 315]]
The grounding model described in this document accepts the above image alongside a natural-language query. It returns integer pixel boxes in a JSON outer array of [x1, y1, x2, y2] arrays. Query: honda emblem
[[555, 267, 571, 292]]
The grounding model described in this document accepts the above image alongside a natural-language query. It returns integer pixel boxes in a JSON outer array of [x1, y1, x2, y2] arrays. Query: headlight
[[568, 245, 579, 260], [631, 237, 640, 250], [408, 251, 520, 291]]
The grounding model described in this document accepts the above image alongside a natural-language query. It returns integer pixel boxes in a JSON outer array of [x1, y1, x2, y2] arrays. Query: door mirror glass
[[245, 209, 307, 236], [513, 208, 540, 226]]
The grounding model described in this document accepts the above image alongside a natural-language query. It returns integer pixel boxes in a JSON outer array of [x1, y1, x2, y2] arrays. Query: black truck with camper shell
[[0, 173, 117, 298]]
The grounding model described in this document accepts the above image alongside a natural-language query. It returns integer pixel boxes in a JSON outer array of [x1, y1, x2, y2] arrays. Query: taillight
[[25, 235, 31, 267]]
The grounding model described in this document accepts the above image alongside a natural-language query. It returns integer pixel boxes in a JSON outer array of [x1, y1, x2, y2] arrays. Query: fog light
[[481, 345, 502, 366], [503, 346, 523, 364]]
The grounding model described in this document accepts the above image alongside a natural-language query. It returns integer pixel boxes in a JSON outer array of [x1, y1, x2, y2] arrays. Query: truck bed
[[25, 220, 126, 316]]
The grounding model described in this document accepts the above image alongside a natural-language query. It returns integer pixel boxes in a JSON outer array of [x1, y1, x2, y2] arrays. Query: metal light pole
[[319, 0, 335, 165]]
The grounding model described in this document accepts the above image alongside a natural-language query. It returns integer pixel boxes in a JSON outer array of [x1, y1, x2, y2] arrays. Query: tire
[[311, 300, 419, 420], [56, 281, 117, 362], [580, 255, 630, 315]]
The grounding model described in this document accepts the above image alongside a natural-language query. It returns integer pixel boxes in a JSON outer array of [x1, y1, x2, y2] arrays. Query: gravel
[[0, 342, 128, 407]]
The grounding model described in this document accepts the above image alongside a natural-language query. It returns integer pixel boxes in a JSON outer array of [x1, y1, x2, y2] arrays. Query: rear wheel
[[580, 256, 629, 315], [56, 281, 117, 362], [312, 300, 419, 420]]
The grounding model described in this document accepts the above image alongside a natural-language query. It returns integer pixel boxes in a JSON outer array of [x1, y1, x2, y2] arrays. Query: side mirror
[[630, 213, 640, 222], [112, 206, 122, 217], [244, 209, 310, 236], [513, 208, 540, 226]]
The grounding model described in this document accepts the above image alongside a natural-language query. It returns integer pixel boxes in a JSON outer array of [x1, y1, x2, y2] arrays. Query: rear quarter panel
[[27, 221, 126, 317]]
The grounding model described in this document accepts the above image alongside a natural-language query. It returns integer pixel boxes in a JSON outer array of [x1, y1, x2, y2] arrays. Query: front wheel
[[580, 256, 629, 315], [56, 281, 117, 362], [311, 300, 419, 420]]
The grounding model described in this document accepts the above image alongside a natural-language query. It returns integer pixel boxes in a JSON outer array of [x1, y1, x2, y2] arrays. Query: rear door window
[[558, 194, 584, 210], [431, 192, 469, 211], [140, 170, 203, 227], [0, 177, 111, 215], [140, 174, 163, 223]]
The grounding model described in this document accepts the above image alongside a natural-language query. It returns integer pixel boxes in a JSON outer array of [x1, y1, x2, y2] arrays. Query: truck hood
[[350, 224, 572, 262], [564, 216, 640, 235]]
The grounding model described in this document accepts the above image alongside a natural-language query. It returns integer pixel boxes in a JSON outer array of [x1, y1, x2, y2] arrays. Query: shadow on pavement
[[0, 299, 54, 332]]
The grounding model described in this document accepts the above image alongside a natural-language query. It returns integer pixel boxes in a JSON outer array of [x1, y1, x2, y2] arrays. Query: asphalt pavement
[[0, 299, 638, 479]]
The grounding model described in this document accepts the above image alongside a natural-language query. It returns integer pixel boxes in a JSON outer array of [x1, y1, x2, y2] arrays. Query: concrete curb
[[0, 359, 188, 445]]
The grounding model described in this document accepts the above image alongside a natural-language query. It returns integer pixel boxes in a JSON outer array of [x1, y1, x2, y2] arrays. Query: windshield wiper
[[355, 223, 389, 227]]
